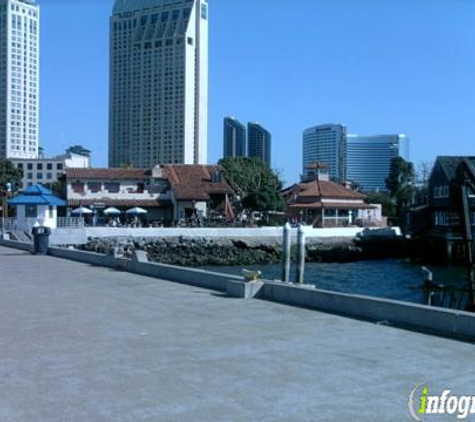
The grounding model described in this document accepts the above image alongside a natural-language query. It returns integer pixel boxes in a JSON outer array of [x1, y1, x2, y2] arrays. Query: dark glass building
[[223, 117, 246, 158], [247, 123, 271, 166]]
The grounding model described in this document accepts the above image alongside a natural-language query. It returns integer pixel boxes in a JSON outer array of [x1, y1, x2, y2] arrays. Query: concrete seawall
[[1, 238, 473, 342], [83, 226, 401, 239]]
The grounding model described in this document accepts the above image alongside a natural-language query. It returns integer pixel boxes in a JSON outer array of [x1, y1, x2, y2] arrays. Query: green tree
[[0, 159, 23, 193], [219, 157, 284, 212], [385, 156, 415, 215], [364, 191, 396, 218]]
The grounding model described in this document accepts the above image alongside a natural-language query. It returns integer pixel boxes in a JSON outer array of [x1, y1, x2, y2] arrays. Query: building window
[[105, 182, 120, 193], [187, 37, 193, 45], [46, 173, 52, 180], [201, 4, 207, 19], [37, 163, 42, 170], [57, 163, 63, 170], [27, 172, 33, 179], [88, 182, 102, 193], [17, 163, 23, 169], [27, 163, 33, 170], [434, 211, 449, 226], [37, 172, 42, 180], [47, 163, 53, 170], [72, 181, 85, 194], [25, 205, 37, 218]]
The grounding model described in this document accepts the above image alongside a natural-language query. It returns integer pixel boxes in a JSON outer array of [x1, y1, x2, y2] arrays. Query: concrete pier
[[0, 245, 474, 421]]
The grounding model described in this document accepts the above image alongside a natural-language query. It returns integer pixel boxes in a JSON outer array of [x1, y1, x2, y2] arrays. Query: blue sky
[[39, 0, 475, 184]]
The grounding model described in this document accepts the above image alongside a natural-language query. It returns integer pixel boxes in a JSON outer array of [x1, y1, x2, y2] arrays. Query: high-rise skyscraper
[[247, 122, 271, 166], [109, 0, 208, 168], [223, 117, 246, 158], [346, 134, 410, 192], [302, 124, 347, 182], [0, 0, 40, 160]]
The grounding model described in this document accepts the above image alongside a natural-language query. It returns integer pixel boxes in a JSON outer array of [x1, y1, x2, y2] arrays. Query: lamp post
[[2, 182, 12, 220]]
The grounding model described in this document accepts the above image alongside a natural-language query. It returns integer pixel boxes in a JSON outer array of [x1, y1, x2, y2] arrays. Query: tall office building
[[247, 122, 271, 166], [223, 117, 246, 158], [346, 134, 410, 192], [302, 124, 346, 182], [109, 0, 208, 168], [0, 0, 40, 159]]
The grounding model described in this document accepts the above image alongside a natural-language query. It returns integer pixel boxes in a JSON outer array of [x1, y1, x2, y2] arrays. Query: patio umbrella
[[104, 207, 121, 215], [125, 207, 148, 215], [71, 206, 93, 216]]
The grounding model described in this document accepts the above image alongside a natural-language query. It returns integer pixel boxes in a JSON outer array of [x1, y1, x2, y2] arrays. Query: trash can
[[32, 226, 51, 255]]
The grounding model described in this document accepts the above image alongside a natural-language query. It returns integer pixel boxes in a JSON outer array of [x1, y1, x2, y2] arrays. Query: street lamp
[[2, 182, 12, 220]]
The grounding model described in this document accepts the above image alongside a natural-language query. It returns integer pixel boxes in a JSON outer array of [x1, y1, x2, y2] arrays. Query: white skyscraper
[[109, 0, 208, 168], [0, 0, 40, 159]]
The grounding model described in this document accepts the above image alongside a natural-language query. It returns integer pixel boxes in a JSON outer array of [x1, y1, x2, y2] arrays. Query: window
[[57, 163, 63, 170], [187, 37, 193, 45], [201, 4, 207, 19], [88, 182, 101, 193], [72, 181, 85, 194], [17, 163, 23, 169], [105, 182, 120, 193], [46, 173, 52, 180], [47, 163, 53, 170], [37, 172, 42, 180], [27, 163, 32, 170], [27, 172, 33, 179], [25, 205, 37, 218], [136, 183, 144, 193], [37, 163, 42, 170]]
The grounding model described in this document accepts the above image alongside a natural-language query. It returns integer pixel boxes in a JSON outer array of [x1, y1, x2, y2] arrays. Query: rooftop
[[65, 168, 151, 180], [163, 164, 233, 201], [0, 245, 472, 421], [113, 0, 172, 14], [284, 179, 367, 200]]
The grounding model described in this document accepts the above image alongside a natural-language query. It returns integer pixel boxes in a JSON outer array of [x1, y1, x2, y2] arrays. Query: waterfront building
[[109, 0, 209, 168], [247, 122, 271, 165], [346, 134, 410, 192], [0, 0, 40, 160], [62, 165, 233, 222], [282, 169, 373, 228], [223, 117, 246, 158], [11, 147, 91, 189], [302, 124, 347, 182]]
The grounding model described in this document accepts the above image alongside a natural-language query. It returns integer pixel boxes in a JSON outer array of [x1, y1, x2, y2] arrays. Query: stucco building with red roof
[[282, 167, 374, 228], [61, 165, 234, 223]]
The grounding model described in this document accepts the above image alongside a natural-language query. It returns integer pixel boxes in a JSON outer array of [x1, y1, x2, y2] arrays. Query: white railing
[[0, 217, 46, 232], [0, 217, 85, 232], [57, 217, 85, 228]]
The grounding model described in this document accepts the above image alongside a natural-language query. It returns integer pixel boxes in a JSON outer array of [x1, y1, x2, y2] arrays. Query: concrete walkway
[[0, 245, 473, 422]]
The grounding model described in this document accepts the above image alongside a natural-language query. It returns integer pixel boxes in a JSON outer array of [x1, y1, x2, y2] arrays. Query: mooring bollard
[[282, 222, 291, 282], [296, 225, 306, 284]]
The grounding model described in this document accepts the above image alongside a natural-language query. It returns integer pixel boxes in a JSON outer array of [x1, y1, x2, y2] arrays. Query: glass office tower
[[223, 117, 246, 158], [346, 134, 410, 192], [302, 124, 347, 182], [248, 122, 271, 166]]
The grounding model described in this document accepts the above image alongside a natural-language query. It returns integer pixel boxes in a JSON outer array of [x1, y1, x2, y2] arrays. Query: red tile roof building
[[282, 177, 373, 227], [62, 165, 234, 222]]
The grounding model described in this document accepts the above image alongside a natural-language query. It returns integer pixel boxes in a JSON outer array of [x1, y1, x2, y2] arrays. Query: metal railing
[[0, 217, 46, 232], [57, 217, 85, 228], [0, 217, 85, 232]]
